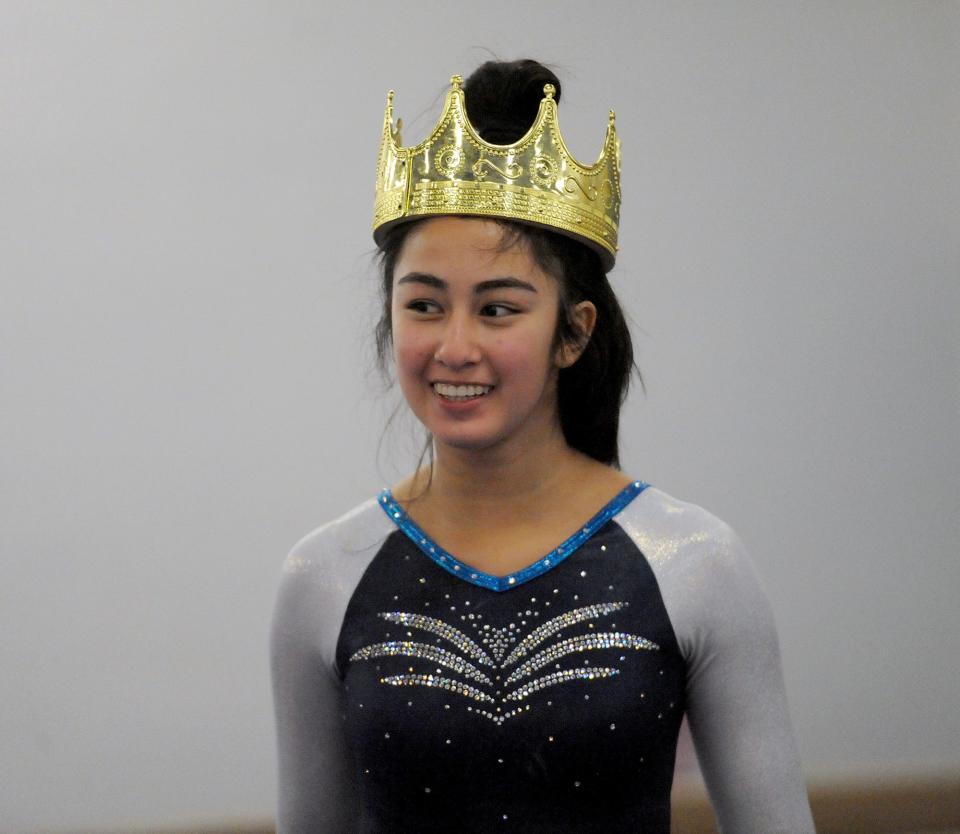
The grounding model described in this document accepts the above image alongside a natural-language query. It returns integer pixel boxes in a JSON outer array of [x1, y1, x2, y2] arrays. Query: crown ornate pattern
[[373, 75, 621, 269]]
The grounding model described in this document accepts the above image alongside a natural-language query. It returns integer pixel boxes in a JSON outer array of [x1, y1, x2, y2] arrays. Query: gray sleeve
[[270, 499, 392, 834], [616, 488, 815, 834]]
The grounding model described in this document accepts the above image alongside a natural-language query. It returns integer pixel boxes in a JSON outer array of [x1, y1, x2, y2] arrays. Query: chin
[[433, 433, 500, 451]]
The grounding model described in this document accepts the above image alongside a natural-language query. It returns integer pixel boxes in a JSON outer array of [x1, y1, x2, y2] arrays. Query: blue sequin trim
[[377, 480, 650, 592]]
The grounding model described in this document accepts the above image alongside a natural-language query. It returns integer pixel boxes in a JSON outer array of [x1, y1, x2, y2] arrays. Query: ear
[[555, 301, 598, 368]]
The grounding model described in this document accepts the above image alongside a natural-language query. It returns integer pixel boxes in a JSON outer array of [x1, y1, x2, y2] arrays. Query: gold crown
[[373, 74, 621, 270]]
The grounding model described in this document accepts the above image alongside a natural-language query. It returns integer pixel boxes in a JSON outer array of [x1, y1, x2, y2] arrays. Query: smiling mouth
[[432, 382, 494, 401]]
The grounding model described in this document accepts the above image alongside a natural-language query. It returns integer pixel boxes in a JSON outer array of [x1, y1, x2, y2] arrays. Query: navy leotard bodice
[[335, 483, 685, 833], [271, 484, 815, 834]]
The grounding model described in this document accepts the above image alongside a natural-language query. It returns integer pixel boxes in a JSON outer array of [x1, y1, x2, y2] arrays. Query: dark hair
[[374, 59, 639, 479]]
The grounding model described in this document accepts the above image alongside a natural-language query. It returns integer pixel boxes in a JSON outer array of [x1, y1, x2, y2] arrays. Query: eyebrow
[[396, 272, 538, 294]]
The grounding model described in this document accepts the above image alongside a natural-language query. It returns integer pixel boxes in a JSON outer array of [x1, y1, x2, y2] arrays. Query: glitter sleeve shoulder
[[614, 487, 815, 833], [270, 497, 394, 833]]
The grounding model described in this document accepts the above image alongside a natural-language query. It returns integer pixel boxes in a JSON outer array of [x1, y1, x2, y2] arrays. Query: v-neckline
[[377, 480, 649, 592]]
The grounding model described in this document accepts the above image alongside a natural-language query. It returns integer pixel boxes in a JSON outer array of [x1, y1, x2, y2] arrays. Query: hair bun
[[463, 59, 561, 144]]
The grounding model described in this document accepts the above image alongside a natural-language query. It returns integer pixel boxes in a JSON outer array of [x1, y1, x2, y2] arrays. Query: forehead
[[393, 218, 551, 289]]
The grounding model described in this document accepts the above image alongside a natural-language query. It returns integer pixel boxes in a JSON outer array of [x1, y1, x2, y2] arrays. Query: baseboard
[[84, 775, 960, 834], [671, 775, 960, 834]]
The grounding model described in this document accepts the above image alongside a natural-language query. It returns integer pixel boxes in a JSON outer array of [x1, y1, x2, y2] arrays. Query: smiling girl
[[271, 59, 815, 833]]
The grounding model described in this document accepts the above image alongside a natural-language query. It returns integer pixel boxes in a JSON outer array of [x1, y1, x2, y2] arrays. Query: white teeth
[[433, 383, 493, 398]]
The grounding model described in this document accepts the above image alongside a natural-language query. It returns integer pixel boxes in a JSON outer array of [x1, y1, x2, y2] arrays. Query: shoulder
[[272, 494, 397, 670], [616, 485, 747, 573], [281, 495, 394, 582], [615, 486, 774, 660], [275, 494, 390, 608]]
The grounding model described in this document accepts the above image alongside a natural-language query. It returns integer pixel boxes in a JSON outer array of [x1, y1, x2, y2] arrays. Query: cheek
[[491, 334, 554, 382], [392, 325, 433, 375]]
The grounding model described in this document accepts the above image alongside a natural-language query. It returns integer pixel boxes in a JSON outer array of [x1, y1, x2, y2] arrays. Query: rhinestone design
[[505, 602, 626, 665], [381, 674, 496, 704], [503, 667, 620, 701], [352, 601, 656, 724], [351, 641, 494, 686], [379, 612, 492, 666], [504, 632, 658, 684], [480, 624, 519, 663]]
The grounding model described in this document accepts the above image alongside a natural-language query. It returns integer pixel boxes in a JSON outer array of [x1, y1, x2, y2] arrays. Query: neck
[[402, 421, 597, 524]]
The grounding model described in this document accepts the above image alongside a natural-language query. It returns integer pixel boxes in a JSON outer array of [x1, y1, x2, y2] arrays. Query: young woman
[[271, 59, 815, 833]]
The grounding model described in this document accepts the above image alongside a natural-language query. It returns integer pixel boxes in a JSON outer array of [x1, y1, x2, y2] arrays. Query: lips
[[432, 382, 495, 402]]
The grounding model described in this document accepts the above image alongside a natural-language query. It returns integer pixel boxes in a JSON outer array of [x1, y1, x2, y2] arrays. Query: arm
[[270, 555, 358, 833], [683, 522, 815, 834], [617, 488, 815, 832]]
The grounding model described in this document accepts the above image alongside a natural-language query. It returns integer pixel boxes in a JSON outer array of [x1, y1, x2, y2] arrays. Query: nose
[[433, 312, 481, 369]]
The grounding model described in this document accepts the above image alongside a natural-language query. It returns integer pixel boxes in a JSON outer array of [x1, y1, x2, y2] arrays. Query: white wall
[[1, 2, 957, 831]]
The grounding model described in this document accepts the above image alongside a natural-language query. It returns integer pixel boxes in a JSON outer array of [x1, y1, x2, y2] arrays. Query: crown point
[[609, 108, 616, 124], [450, 75, 463, 88], [387, 90, 395, 103], [543, 83, 556, 99]]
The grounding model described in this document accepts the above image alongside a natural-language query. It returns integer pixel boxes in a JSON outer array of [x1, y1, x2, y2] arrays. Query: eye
[[406, 300, 441, 314], [480, 303, 517, 318]]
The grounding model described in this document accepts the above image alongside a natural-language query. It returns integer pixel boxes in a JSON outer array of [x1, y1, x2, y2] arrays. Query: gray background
[[2, 2, 958, 832]]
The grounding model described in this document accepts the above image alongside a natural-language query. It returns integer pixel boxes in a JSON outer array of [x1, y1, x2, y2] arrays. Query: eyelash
[[406, 301, 518, 318], [482, 303, 517, 318], [406, 300, 439, 314]]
